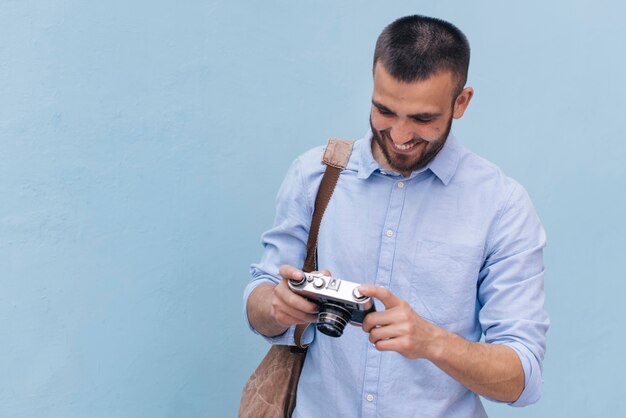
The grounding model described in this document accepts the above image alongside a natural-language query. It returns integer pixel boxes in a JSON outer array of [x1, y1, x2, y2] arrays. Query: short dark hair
[[373, 15, 470, 96]]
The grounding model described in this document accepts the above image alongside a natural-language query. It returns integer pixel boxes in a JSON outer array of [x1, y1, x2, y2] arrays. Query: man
[[244, 15, 548, 418]]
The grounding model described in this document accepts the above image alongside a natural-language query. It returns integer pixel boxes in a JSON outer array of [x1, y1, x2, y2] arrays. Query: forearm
[[428, 329, 524, 403], [359, 286, 532, 403], [246, 283, 289, 338]]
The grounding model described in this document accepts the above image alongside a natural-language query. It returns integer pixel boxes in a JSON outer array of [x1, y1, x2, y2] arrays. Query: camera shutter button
[[313, 277, 326, 289]]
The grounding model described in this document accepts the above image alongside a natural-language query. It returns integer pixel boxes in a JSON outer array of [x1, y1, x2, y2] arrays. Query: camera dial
[[289, 276, 306, 286], [352, 288, 367, 301]]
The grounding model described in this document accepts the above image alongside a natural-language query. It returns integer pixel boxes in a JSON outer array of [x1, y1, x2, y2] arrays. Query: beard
[[370, 115, 453, 175]]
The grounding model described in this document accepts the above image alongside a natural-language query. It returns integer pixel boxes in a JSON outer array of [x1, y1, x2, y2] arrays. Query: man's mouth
[[388, 136, 424, 152], [395, 140, 418, 151]]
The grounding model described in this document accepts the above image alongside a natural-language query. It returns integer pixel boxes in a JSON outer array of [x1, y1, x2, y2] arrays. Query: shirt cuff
[[243, 278, 316, 346], [502, 341, 543, 407]]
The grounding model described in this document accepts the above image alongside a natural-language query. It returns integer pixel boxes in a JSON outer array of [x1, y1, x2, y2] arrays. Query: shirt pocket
[[409, 240, 484, 327]]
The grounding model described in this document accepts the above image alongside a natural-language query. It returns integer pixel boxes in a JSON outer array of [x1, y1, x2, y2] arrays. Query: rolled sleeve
[[478, 182, 550, 407], [505, 341, 543, 406], [243, 155, 320, 346]]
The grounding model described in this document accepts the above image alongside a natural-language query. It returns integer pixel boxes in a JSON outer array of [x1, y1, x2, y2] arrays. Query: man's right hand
[[270, 265, 320, 327], [246, 264, 327, 338]]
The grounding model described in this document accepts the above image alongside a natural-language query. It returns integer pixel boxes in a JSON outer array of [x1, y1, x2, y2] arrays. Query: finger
[[275, 312, 317, 327], [274, 305, 319, 326], [372, 337, 403, 353], [314, 269, 332, 277], [368, 323, 405, 344], [278, 265, 304, 281], [358, 285, 402, 309], [361, 310, 394, 333], [272, 284, 319, 324], [275, 296, 319, 320], [275, 280, 319, 314]]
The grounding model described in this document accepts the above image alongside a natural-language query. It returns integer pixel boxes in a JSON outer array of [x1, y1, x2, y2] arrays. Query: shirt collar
[[357, 130, 461, 185], [427, 133, 461, 186], [357, 130, 380, 180]]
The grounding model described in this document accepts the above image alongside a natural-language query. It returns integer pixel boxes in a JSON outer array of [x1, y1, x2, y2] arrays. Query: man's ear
[[452, 87, 474, 119]]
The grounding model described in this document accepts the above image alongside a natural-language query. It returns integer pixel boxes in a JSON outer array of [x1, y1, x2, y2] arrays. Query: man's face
[[370, 63, 473, 176]]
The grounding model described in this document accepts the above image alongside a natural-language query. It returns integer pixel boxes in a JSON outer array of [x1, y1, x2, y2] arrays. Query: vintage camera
[[288, 272, 376, 338]]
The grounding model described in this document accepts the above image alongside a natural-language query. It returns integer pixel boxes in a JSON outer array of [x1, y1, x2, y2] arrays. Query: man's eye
[[377, 108, 393, 116], [411, 117, 433, 124]]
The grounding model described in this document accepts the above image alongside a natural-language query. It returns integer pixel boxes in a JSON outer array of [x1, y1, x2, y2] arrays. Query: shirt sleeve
[[478, 182, 549, 407], [242, 156, 317, 346]]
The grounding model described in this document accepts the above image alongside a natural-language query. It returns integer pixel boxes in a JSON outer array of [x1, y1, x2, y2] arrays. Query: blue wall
[[1, 1, 624, 417]]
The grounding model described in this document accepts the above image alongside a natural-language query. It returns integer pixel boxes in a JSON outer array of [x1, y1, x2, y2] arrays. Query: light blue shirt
[[244, 131, 549, 418]]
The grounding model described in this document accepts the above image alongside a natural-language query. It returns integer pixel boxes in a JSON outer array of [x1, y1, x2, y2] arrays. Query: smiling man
[[244, 15, 548, 418], [370, 63, 469, 176]]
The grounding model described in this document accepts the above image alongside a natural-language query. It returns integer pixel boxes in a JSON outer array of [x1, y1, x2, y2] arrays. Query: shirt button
[[385, 229, 394, 237], [366, 394, 375, 402], [397, 181, 404, 188]]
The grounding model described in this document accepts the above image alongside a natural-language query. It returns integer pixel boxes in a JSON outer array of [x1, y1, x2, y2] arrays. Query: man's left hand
[[358, 284, 446, 360]]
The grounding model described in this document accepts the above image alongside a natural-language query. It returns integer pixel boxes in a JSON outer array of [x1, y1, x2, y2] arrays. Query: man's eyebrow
[[372, 100, 441, 120], [371, 100, 394, 113]]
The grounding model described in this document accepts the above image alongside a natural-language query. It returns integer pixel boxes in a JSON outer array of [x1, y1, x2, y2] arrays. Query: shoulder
[[292, 138, 361, 181], [454, 142, 526, 203], [455, 142, 508, 183], [294, 144, 326, 172], [288, 145, 326, 189]]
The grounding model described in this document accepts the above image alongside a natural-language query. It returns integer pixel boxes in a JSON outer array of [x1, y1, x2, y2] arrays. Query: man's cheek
[[370, 114, 390, 132]]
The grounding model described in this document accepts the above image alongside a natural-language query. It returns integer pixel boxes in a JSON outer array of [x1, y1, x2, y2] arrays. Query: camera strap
[[295, 138, 354, 349]]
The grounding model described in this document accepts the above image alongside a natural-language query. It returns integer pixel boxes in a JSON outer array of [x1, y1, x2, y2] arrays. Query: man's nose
[[390, 120, 413, 144]]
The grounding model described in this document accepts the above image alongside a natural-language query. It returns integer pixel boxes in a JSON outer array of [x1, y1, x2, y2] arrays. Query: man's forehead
[[372, 67, 454, 114]]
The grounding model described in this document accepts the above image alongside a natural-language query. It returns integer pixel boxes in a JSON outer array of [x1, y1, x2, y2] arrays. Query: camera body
[[288, 272, 376, 337]]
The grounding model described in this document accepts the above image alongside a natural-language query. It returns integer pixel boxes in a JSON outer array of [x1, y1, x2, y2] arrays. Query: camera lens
[[316, 303, 351, 337]]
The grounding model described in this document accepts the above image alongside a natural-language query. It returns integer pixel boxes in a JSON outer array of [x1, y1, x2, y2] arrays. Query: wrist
[[425, 323, 457, 362], [248, 283, 288, 337]]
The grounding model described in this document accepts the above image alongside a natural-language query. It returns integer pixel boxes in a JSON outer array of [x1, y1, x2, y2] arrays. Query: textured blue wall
[[1, 1, 625, 417]]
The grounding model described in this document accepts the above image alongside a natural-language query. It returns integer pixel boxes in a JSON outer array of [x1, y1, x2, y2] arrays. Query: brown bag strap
[[294, 138, 354, 349], [303, 138, 354, 273]]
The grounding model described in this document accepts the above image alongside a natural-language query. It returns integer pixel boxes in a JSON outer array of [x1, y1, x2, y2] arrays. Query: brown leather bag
[[239, 139, 354, 418]]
